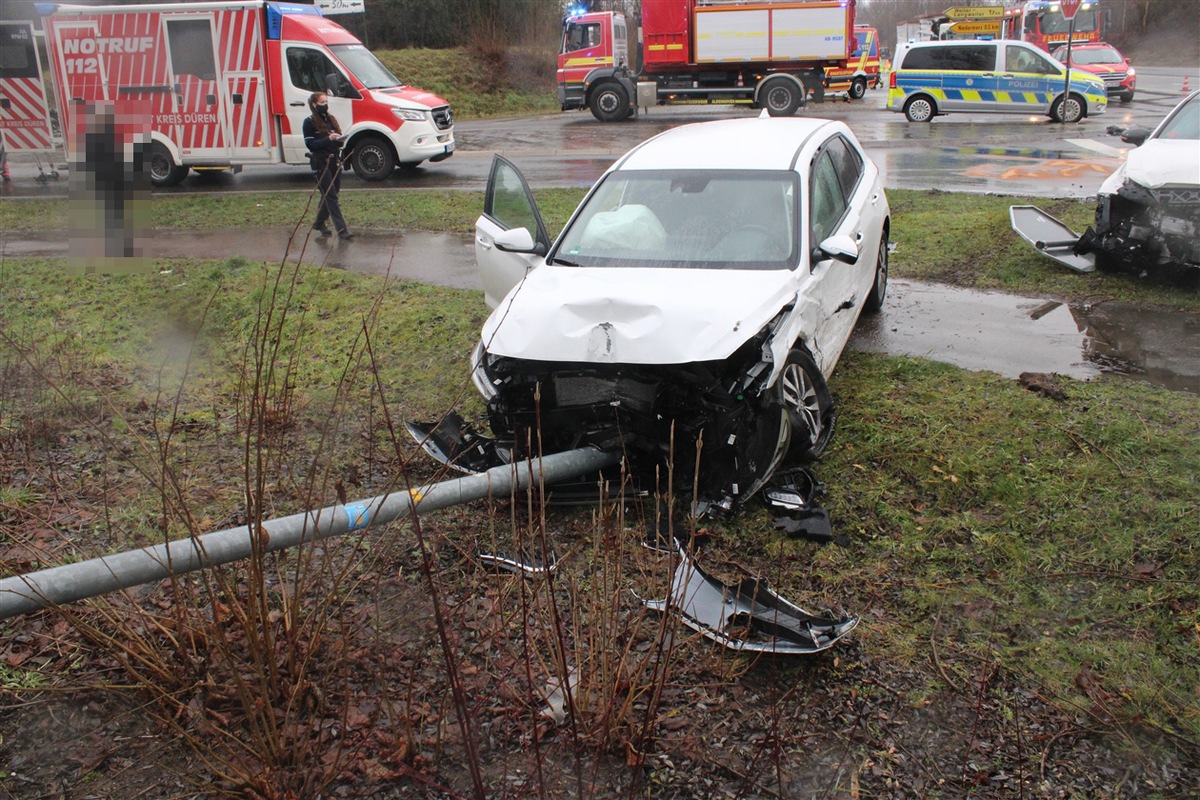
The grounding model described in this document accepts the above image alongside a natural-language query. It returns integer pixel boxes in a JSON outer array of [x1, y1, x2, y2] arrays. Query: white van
[[887, 39, 1107, 123]]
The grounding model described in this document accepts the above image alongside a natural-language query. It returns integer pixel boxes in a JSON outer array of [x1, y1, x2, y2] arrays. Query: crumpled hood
[[481, 266, 798, 365], [1122, 140, 1200, 190], [372, 86, 449, 110]]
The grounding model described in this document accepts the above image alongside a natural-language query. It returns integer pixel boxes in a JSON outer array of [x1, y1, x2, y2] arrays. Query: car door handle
[[856, 231, 864, 243], [1001, 73, 1016, 78], [477, 237, 493, 250], [289, 101, 305, 107], [981, 72, 996, 77], [871, 193, 880, 205]]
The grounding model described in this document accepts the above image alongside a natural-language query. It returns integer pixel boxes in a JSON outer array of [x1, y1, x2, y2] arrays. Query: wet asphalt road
[[5, 67, 1197, 199]]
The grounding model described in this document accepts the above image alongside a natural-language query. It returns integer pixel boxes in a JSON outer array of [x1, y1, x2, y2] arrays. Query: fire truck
[[558, 0, 857, 122], [2, 1, 455, 186], [824, 26, 881, 99], [999, 1, 1108, 52]]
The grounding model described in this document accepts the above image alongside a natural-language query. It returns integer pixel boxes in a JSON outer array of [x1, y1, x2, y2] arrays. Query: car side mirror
[[1120, 126, 1150, 146], [816, 234, 859, 265], [1124, 57, 1131, 64], [494, 227, 548, 256]]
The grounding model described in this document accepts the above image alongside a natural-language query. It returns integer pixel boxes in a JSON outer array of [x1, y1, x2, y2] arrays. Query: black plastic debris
[[762, 467, 847, 545], [644, 552, 857, 654], [405, 412, 502, 474]]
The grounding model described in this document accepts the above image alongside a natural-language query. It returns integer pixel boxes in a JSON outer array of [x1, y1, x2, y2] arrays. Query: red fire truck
[[999, 0, 1108, 52], [5, 1, 455, 185], [558, 0, 857, 122]]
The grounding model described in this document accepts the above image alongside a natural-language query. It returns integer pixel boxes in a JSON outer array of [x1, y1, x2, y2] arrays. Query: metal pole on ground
[[0, 447, 621, 620]]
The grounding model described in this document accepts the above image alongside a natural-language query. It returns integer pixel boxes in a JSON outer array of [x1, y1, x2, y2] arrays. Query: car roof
[[613, 117, 843, 173]]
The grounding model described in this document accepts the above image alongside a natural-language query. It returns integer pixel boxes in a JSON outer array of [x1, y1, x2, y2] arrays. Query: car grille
[[1093, 70, 1125, 81], [1151, 188, 1200, 206], [431, 105, 453, 130]]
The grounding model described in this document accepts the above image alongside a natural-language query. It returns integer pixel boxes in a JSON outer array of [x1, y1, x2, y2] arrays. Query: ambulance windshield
[[331, 44, 403, 90]]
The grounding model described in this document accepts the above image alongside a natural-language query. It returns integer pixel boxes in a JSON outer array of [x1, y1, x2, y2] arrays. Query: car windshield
[[330, 44, 402, 89], [1058, 46, 1122, 65], [553, 170, 798, 270], [1155, 94, 1200, 140]]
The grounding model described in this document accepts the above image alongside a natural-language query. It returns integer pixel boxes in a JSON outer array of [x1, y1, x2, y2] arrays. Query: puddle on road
[[852, 280, 1200, 395], [5, 230, 1197, 394]]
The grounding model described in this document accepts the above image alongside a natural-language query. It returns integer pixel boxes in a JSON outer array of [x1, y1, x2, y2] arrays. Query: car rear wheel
[[1051, 94, 1084, 123], [350, 135, 396, 181], [864, 230, 888, 313], [779, 349, 834, 462], [849, 77, 868, 100], [903, 95, 935, 122], [762, 78, 802, 117]]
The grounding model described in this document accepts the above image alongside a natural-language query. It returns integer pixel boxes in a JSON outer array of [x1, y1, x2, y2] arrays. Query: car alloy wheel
[[779, 349, 834, 461]]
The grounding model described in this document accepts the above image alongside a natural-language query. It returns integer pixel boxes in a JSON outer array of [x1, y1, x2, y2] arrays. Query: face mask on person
[[315, 103, 328, 114]]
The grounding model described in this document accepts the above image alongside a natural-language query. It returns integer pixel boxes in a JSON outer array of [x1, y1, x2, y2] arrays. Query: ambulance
[[6, 1, 455, 185], [824, 26, 881, 100]]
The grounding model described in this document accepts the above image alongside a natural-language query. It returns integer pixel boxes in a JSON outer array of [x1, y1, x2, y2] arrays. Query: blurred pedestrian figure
[[303, 91, 352, 239]]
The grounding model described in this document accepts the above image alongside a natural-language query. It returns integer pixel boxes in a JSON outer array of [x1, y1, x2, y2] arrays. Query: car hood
[[481, 266, 799, 365], [1071, 62, 1126, 74], [371, 86, 449, 110], [1121, 140, 1200, 190]]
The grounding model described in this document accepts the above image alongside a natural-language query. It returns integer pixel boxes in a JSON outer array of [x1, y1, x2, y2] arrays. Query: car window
[[554, 170, 798, 269], [810, 151, 846, 245], [903, 45, 994, 72], [1006, 45, 1059, 75], [1156, 95, 1200, 140], [485, 158, 542, 235], [824, 136, 863, 204]]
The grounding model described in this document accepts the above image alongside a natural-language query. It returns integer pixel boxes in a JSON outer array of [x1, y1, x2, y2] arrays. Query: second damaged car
[[446, 117, 889, 510]]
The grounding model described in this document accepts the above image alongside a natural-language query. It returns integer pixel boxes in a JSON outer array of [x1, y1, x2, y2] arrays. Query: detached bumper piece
[[406, 412, 505, 475], [645, 552, 858, 654], [1009, 205, 1096, 274]]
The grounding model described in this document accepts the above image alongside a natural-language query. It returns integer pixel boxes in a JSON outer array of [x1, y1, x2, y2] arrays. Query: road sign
[[316, 0, 364, 15], [949, 20, 1002, 35], [1061, 0, 1082, 20], [943, 6, 1004, 18]]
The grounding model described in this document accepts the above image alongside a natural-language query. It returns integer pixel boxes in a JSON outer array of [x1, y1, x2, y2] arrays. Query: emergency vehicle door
[[162, 16, 230, 160], [46, 20, 111, 147], [1000, 44, 1059, 114], [281, 45, 356, 165], [0, 22, 55, 151]]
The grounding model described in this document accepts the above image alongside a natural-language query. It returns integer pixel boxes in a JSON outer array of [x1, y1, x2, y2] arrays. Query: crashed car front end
[[472, 321, 792, 509], [1079, 176, 1200, 284]]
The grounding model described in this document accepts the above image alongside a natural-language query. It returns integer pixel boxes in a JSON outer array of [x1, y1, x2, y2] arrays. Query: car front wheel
[[779, 349, 835, 462], [903, 95, 935, 122]]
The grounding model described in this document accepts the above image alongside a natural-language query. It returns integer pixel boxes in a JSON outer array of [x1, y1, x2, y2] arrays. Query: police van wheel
[[903, 96, 935, 122], [1051, 94, 1084, 124], [849, 77, 868, 100], [147, 142, 188, 187], [351, 136, 396, 181]]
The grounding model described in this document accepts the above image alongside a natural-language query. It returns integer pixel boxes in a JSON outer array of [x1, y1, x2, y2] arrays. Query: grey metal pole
[[0, 447, 620, 620]]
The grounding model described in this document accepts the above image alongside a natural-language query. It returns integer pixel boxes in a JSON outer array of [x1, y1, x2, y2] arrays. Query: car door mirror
[[1120, 126, 1150, 146], [816, 234, 859, 265], [494, 227, 547, 256]]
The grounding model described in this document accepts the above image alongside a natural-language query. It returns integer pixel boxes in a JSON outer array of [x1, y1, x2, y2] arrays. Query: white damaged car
[[446, 117, 890, 510]]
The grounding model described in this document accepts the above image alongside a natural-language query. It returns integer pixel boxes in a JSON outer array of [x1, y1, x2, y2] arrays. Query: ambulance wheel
[[1051, 94, 1084, 124], [849, 77, 868, 100], [147, 142, 188, 187], [351, 135, 396, 181], [589, 82, 630, 122], [762, 78, 801, 117], [903, 95, 936, 122]]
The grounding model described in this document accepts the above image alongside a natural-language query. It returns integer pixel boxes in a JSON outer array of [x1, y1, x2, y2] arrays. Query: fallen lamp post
[[0, 447, 620, 620]]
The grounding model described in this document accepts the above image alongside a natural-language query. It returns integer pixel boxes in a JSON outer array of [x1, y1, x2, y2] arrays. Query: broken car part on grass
[[1011, 90, 1200, 285]]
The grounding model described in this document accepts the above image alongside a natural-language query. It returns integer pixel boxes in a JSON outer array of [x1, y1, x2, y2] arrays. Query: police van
[[887, 39, 1107, 123]]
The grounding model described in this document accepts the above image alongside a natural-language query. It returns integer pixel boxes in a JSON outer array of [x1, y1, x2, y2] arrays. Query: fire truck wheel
[[147, 142, 188, 187], [350, 136, 396, 181], [589, 82, 630, 123], [849, 77, 868, 100], [1051, 94, 1084, 124], [762, 78, 801, 117]]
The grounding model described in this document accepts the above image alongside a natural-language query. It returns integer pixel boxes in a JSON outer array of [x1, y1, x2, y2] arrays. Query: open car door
[[475, 155, 551, 308]]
